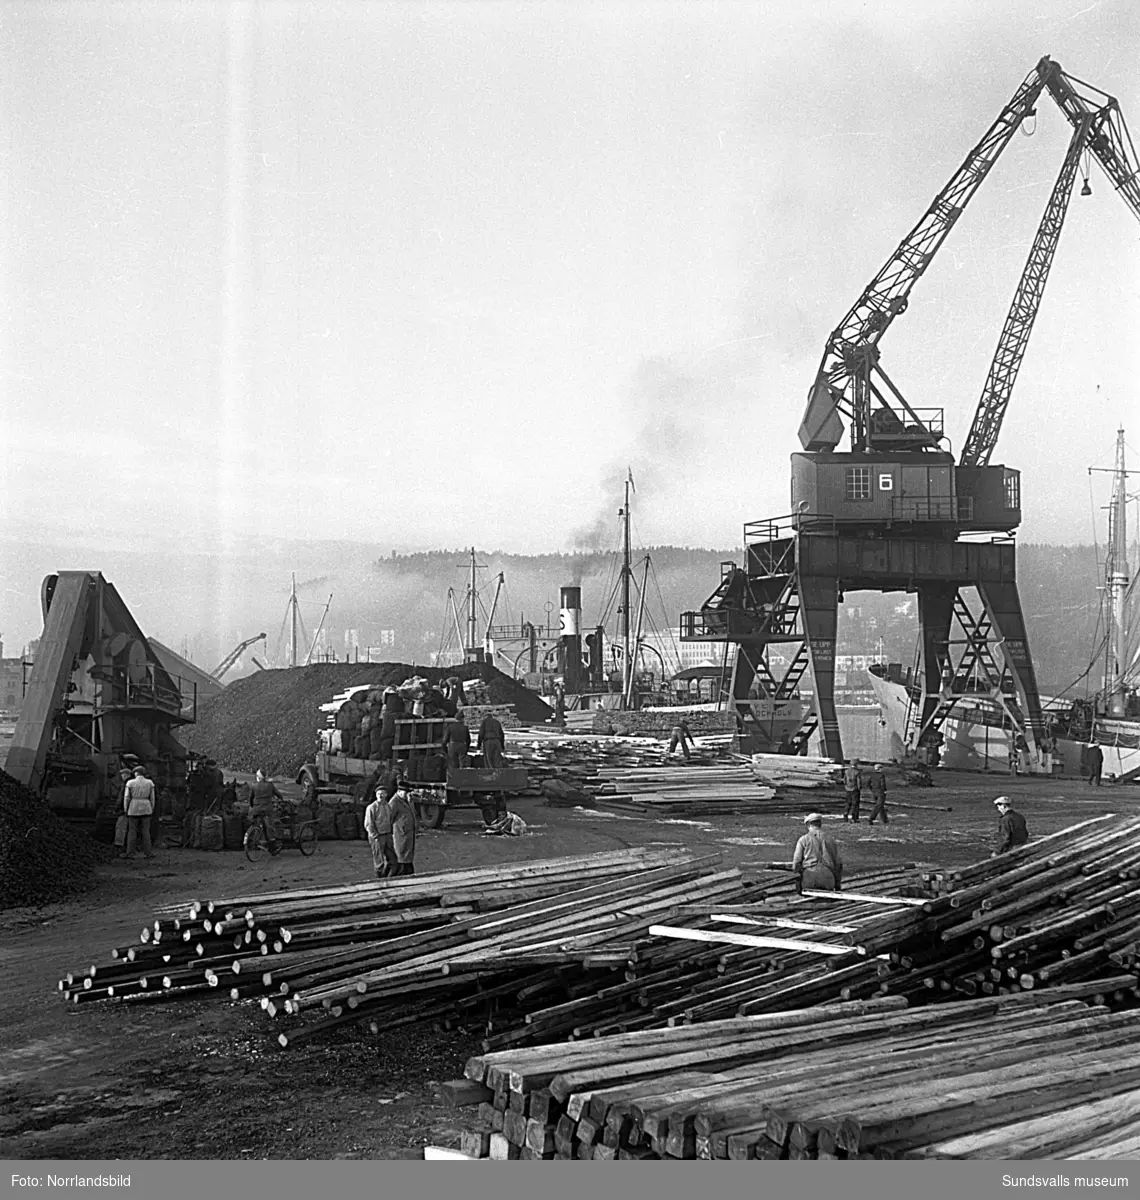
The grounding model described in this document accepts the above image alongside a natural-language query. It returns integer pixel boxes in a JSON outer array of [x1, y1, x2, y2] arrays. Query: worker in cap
[[792, 812, 843, 893], [364, 778, 397, 879], [123, 764, 156, 861], [1085, 740, 1104, 787], [249, 769, 284, 853], [866, 763, 889, 826], [992, 796, 1029, 857], [386, 773, 417, 876]]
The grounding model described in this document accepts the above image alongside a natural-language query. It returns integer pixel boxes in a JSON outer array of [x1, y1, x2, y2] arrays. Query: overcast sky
[[2, 0, 1139, 649]]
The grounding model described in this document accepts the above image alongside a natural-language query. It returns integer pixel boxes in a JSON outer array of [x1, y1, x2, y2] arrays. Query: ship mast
[[1105, 428, 1131, 716], [620, 472, 634, 705], [290, 573, 298, 667]]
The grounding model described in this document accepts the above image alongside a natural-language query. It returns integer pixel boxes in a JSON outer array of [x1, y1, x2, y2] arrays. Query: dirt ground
[[1, 766, 1133, 1161]]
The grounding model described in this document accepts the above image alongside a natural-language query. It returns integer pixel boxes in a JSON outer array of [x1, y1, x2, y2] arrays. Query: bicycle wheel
[[296, 822, 318, 856], [244, 823, 267, 863]]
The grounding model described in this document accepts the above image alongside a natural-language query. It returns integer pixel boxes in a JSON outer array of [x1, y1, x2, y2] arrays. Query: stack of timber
[[591, 764, 778, 817], [454, 990, 1140, 1160], [747, 754, 844, 790], [517, 734, 723, 776]]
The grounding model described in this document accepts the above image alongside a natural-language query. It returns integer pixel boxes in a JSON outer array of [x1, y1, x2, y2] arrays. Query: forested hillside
[[349, 543, 1110, 698]]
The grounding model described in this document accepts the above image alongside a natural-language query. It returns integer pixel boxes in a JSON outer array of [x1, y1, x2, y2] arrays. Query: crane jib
[[796, 55, 1140, 459]]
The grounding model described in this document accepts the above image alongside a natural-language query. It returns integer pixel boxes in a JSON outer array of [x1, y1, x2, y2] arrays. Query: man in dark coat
[[387, 775, 417, 876], [993, 796, 1029, 855], [477, 712, 506, 769], [842, 759, 863, 822], [442, 711, 472, 770], [866, 764, 889, 825], [1086, 741, 1104, 786]]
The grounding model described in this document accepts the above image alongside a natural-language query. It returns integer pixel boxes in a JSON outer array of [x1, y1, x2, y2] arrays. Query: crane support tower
[[683, 56, 1140, 765]]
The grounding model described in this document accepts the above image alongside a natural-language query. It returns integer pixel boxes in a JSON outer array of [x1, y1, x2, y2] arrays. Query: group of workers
[[363, 769, 418, 877], [841, 760, 890, 825], [439, 709, 509, 770]]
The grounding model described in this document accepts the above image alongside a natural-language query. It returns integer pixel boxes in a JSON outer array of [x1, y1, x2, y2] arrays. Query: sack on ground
[[222, 813, 245, 850], [199, 814, 224, 852], [335, 809, 359, 840], [316, 804, 339, 840]]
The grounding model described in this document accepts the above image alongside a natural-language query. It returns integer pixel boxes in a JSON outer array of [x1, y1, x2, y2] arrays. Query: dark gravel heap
[[182, 661, 552, 776], [0, 769, 109, 909]]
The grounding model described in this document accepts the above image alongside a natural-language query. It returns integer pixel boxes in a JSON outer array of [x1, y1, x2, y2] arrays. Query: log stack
[[456, 989, 1140, 1159], [60, 812, 1140, 1126]]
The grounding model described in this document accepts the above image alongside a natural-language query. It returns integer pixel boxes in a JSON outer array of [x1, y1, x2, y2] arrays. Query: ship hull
[[866, 670, 1140, 780]]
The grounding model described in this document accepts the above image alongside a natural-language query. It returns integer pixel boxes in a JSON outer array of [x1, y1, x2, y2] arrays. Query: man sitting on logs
[[992, 796, 1029, 856], [792, 813, 843, 893]]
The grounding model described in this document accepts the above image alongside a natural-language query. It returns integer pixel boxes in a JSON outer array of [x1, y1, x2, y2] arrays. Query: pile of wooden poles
[[60, 814, 1140, 1071], [455, 987, 1140, 1159]]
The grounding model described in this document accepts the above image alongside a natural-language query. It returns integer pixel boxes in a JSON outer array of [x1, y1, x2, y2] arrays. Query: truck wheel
[[298, 766, 319, 807], [417, 800, 446, 830]]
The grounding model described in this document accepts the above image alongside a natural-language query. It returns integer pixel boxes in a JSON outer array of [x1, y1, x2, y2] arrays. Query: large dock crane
[[211, 633, 267, 681], [684, 56, 1140, 764]]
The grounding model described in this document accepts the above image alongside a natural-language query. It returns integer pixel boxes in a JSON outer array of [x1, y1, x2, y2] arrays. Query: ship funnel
[[559, 586, 585, 691]]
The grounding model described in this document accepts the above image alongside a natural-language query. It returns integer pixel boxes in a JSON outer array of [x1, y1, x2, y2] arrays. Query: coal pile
[[1, 769, 109, 910], [182, 661, 553, 776]]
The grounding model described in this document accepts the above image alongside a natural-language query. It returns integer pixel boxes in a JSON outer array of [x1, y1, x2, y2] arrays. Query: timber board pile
[[591, 764, 778, 817], [454, 990, 1140, 1159], [748, 753, 844, 790]]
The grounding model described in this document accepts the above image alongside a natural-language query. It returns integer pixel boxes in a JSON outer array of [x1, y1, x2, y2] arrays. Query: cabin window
[[1004, 470, 1020, 510], [845, 466, 871, 501]]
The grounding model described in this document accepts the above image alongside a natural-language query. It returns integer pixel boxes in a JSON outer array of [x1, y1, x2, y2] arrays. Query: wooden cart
[[297, 716, 527, 829]]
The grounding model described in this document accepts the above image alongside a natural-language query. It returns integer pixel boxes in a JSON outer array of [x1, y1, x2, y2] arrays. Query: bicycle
[[244, 810, 318, 862]]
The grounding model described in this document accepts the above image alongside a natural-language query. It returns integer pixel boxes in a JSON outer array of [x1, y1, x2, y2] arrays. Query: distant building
[[0, 636, 28, 715]]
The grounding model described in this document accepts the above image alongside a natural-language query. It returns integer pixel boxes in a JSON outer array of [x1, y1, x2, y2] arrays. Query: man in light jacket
[[123, 765, 156, 861], [792, 813, 842, 892], [364, 778, 397, 879]]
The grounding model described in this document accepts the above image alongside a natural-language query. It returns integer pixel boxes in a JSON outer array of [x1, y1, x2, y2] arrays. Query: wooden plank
[[440, 1078, 493, 1107], [800, 890, 928, 907], [459, 1131, 491, 1158], [647, 924, 869, 957]]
